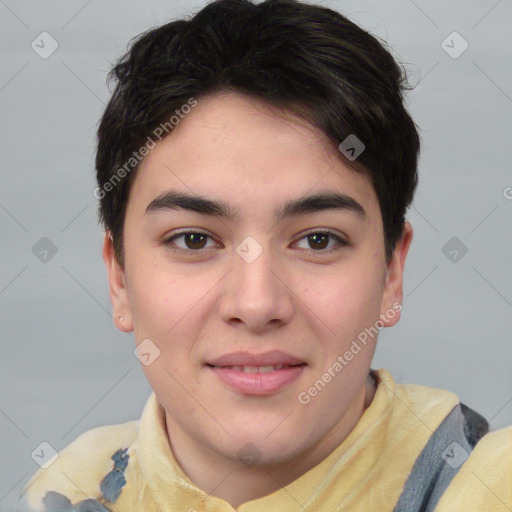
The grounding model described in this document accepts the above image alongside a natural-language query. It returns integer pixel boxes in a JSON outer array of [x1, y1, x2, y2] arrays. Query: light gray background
[[1, 0, 511, 509]]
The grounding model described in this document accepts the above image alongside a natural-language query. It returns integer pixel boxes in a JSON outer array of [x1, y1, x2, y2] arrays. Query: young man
[[18, 0, 512, 510]]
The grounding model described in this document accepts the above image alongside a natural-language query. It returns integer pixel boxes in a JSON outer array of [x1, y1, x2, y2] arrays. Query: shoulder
[[374, 369, 461, 425], [17, 420, 139, 512], [395, 379, 460, 410], [435, 425, 512, 511]]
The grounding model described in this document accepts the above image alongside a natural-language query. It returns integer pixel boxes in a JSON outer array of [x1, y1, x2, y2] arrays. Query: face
[[104, 92, 412, 468]]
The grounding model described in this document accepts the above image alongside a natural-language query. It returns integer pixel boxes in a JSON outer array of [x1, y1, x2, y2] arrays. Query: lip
[[206, 350, 307, 396], [208, 364, 306, 395], [207, 350, 305, 367]]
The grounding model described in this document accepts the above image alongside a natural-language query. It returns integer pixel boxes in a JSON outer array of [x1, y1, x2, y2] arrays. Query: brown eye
[[182, 233, 208, 250], [295, 230, 347, 255], [163, 231, 217, 254], [307, 233, 330, 250]]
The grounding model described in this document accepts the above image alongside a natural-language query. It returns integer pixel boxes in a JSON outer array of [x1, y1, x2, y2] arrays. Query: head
[[98, 0, 418, 469]]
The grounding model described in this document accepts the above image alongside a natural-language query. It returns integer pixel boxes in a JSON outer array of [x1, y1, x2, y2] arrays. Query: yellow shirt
[[18, 368, 512, 511]]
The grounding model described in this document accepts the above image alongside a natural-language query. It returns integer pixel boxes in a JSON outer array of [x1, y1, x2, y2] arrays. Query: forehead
[[126, 92, 380, 223]]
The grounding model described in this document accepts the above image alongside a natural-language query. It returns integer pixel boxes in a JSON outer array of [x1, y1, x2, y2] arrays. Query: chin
[[223, 433, 307, 467]]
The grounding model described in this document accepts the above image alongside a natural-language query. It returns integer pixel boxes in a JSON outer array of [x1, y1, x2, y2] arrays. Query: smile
[[207, 363, 306, 395]]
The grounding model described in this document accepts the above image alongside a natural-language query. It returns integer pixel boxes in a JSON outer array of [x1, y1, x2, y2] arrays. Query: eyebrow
[[145, 189, 366, 222]]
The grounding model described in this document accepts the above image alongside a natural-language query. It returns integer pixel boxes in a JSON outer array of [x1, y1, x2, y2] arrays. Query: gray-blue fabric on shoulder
[[16, 448, 129, 512], [392, 402, 489, 512], [17, 491, 113, 512], [99, 448, 129, 503]]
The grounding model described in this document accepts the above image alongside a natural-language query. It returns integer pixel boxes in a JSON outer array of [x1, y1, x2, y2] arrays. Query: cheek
[[127, 256, 187, 344], [131, 276, 172, 330], [302, 261, 385, 342], [128, 262, 213, 363]]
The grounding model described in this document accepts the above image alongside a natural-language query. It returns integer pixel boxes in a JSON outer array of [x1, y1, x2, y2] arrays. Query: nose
[[217, 239, 294, 333]]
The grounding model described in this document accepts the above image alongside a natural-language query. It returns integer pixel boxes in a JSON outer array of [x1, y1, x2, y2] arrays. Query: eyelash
[[162, 229, 348, 257]]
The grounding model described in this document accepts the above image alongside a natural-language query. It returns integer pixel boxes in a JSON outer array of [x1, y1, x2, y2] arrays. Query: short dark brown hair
[[95, 0, 420, 268]]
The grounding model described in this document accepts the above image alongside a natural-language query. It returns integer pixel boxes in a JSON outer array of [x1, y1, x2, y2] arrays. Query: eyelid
[[162, 228, 348, 255], [163, 229, 219, 250], [297, 227, 347, 242], [293, 229, 348, 255]]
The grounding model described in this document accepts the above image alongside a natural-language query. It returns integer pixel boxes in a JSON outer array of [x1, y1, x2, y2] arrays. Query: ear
[[378, 221, 413, 327], [102, 232, 133, 332]]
